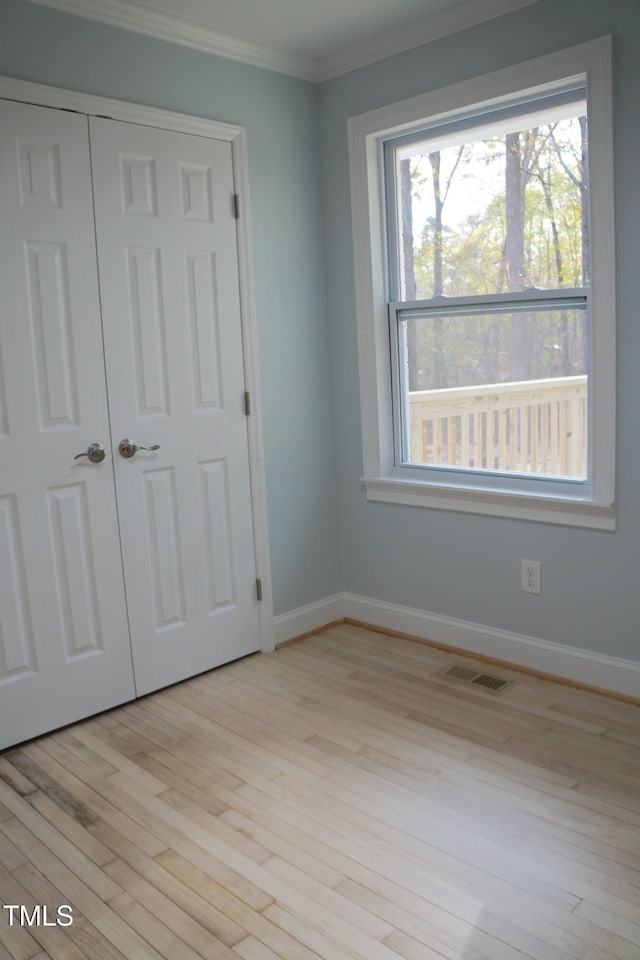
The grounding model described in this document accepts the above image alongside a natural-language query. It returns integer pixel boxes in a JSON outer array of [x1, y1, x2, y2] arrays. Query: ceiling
[[30, 0, 538, 81]]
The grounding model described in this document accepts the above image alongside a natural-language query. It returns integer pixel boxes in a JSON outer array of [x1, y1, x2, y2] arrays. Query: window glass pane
[[395, 107, 589, 300], [398, 306, 588, 479]]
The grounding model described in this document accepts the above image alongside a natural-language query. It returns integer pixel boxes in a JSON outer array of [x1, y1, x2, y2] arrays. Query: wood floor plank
[[13, 861, 125, 960], [574, 900, 640, 946], [40, 734, 117, 781], [0, 823, 29, 872], [232, 935, 286, 960], [0, 863, 47, 960], [157, 851, 325, 960], [105, 893, 204, 960], [17, 744, 168, 862], [134, 754, 231, 818], [462, 753, 640, 828], [63, 730, 168, 796], [1, 754, 97, 828], [0, 819, 163, 960], [24, 794, 114, 868], [260, 904, 363, 960], [264, 857, 393, 941], [219, 808, 344, 888], [0, 784, 120, 903], [112, 703, 188, 750], [151, 788, 271, 865], [348, 879, 527, 960], [0, 757, 38, 797], [140, 743, 243, 793], [84, 775, 274, 913], [88, 819, 246, 947], [104, 859, 237, 959]]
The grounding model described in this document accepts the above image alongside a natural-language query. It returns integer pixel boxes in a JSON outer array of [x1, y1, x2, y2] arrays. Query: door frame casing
[[0, 74, 275, 653]]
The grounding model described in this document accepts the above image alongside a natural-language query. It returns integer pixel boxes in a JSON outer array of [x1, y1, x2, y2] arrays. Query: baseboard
[[273, 593, 345, 648], [273, 591, 640, 699], [343, 593, 640, 700]]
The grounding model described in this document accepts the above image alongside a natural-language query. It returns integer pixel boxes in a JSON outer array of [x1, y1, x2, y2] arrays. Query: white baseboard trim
[[272, 591, 640, 698], [343, 593, 640, 699], [273, 593, 345, 647]]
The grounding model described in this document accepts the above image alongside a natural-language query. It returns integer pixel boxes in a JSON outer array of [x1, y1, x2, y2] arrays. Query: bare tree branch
[[442, 145, 465, 206]]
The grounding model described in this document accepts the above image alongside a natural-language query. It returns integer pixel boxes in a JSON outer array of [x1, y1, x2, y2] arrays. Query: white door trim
[[0, 74, 274, 653]]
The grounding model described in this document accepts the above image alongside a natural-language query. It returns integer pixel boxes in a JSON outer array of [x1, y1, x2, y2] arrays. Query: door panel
[[90, 118, 260, 695], [0, 101, 135, 748]]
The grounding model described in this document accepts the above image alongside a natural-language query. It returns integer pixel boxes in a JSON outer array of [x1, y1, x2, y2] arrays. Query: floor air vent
[[471, 672, 509, 691], [440, 664, 513, 694]]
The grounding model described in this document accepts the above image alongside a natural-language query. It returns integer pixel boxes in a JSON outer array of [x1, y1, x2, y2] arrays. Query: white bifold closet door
[[0, 100, 260, 748]]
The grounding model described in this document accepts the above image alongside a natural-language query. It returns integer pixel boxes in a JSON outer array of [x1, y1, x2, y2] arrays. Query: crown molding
[[28, 0, 540, 82], [27, 0, 316, 80]]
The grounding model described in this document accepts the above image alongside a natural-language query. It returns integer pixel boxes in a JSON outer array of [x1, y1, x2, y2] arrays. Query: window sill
[[362, 476, 616, 531]]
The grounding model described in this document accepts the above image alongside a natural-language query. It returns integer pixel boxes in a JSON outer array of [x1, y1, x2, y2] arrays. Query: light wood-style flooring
[[1, 623, 639, 960]]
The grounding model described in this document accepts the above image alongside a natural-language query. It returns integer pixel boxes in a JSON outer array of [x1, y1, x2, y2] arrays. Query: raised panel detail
[[0, 496, 36, 682], [121, 155, 158, 217], [127, 247, 170, 417], [143, 469, 186, 631], [200, 460, 236, 612], [18, 143, 62, 208], [25, 242, 79, 430], [48, 484, 103, 660], [180, 164, 213, 222], [186, 252, 222, 409]]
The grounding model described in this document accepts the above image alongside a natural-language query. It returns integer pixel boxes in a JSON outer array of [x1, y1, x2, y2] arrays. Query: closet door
[[0, 101, 135, 749], [90, 118, 260, 695]]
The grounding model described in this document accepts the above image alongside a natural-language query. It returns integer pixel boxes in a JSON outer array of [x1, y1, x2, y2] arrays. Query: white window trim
[[348, 36, 615, 531]]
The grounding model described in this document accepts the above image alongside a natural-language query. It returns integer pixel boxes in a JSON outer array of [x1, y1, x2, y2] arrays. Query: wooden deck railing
[[408, 375, 588, 477]]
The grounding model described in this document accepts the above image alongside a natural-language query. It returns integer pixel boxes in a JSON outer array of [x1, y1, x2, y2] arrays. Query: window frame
[[347, 37, 615, 530]]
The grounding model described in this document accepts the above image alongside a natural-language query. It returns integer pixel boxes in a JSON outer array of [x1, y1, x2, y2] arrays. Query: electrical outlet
[[521, 559, 541, 594]]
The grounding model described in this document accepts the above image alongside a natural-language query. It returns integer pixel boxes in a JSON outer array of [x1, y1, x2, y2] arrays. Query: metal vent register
[[439, 663, 514, 693]]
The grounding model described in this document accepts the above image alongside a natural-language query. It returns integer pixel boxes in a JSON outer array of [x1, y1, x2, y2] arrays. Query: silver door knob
[[74, 443, 106, 464], [119, 439, 160, 459]]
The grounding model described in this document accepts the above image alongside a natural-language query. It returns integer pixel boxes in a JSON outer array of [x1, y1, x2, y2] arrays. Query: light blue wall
[[0, 0, 343, 615], [319, 0, 640, 662]]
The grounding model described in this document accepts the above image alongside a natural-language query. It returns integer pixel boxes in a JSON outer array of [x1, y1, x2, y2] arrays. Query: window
[[348, 38, 615, 529]]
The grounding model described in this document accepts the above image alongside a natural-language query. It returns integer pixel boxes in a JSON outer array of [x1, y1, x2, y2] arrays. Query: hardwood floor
[[1, 623, 639, 960]]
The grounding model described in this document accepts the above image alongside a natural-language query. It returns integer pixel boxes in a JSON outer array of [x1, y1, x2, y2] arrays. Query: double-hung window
[[348, 38, 615, 529]]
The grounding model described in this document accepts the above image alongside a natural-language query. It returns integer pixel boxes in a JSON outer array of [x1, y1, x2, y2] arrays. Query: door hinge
[[256, 578, 263, 602], [233, 193, 240, 219], [243, 391, 251, 415]]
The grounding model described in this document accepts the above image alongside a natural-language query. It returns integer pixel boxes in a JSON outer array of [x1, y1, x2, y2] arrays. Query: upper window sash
[[383, 89, 588, 303]]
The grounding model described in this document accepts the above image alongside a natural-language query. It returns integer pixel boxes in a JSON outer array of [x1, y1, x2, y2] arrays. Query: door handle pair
[[74, 440, 160, 463]]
